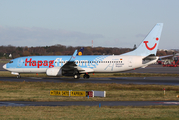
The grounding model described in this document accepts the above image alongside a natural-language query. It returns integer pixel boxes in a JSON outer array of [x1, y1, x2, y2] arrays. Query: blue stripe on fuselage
[[6, 55, 109, 69]]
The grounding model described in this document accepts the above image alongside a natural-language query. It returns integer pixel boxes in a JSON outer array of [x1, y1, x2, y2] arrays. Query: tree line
[[0, 44, 174, 59]]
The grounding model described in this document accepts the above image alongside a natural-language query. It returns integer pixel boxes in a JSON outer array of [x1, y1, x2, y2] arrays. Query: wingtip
[[157, 23, 164, 26]]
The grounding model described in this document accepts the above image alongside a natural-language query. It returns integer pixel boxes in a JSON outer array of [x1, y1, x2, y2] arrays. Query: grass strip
[[0, 81, 179, 101], [0, 106, 179, 120]]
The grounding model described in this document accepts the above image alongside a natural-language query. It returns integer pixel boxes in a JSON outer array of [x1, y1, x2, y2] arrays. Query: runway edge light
[[163, 88, 165, 95]]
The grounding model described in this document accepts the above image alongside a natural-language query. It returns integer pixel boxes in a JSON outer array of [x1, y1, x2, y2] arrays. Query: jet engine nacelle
[[46, 67, 62, 76]]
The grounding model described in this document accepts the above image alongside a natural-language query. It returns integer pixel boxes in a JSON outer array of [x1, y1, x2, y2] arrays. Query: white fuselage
[[3, 55, 151, 74]]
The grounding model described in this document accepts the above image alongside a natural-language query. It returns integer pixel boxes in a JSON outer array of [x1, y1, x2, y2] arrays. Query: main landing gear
[[73, 73, 90, 79], [73, 74, 80, 79], [73, 70, 80, 79], [83, 73, 90, 79], [17, 75, 21, 79]]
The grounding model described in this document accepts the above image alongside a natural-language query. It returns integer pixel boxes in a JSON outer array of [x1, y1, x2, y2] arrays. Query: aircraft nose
[[3, 64, 6, 69]]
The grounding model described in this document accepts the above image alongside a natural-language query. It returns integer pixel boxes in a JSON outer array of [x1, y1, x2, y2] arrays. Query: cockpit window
[[9, 61, 13, 63]]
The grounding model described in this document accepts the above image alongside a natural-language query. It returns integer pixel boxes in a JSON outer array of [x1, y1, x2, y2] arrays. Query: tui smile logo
[[143, 38, 159, 50]]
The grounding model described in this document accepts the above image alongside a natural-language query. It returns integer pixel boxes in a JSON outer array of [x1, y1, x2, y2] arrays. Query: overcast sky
[[0, 0, 179, 49]]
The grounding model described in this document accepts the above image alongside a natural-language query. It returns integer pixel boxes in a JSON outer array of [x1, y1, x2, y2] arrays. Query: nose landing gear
[[11, 72, 21, 79]]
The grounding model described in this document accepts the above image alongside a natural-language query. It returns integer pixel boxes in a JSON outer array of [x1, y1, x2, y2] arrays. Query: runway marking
[[29, 77, 42, 79], [0, 102, 24, 106], [155, 102, 179, 105]]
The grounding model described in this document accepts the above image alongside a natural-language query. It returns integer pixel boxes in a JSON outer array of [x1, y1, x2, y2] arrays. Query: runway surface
[[0, 101, 179, 107], [0, 76, 179, 85]]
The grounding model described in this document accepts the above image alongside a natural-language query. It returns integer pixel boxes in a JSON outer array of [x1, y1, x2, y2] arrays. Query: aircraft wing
[[61, 50, 94, 74], [61, 50, 78, 71], [69, 50, 78, 62]]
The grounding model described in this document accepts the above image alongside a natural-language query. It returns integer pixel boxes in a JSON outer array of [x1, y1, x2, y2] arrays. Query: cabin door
[[17, 58, 23, 67], [128, 58, 133, 67]]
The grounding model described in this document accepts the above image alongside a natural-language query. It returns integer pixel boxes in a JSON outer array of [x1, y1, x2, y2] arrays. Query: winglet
[[69, 50, 78, 61]]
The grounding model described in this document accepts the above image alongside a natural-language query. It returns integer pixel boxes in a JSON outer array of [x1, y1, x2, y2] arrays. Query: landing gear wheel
[[17, 75, 21, 79], [83, 74, 90, 79], [74, 74, 80, 79], [73, 70, 80, 79], [86, 74, 90, 79]]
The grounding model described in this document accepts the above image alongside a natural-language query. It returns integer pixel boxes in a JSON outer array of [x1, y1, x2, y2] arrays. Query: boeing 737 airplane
[[3, 23, 163, 79]]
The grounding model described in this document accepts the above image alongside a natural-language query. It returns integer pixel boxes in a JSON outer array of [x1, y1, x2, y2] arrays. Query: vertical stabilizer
[[122, 23, 163, 57]]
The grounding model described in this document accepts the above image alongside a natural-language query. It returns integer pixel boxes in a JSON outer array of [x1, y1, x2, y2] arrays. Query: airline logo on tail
[[121, 23, 163, 56], [78, 52, 83, 56], [77, 47, 84, 56], [143, 37, 159, 50]]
